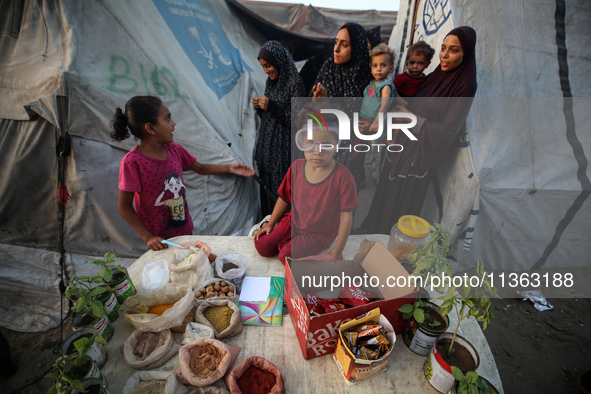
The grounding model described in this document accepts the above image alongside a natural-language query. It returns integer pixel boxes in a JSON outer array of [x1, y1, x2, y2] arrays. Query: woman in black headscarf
[[310, 23, 372, 185], [359, 26, 478, 234], [254, 41, 305, 217]]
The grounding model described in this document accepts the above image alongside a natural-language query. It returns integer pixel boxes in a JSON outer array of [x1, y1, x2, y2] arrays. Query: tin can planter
[[61, 329, 107, 369], [402, 301, 449, 356], [424, 333, 480, 393], [94, 287, 120, 322], [72, 377, 110, 394], [72, 312, 114, 343], [107, 268, 136, 304], [71, 356, 107, 389]]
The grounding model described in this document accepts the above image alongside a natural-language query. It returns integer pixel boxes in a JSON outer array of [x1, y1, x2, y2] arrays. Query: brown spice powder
[[132, 331, 166, 361], [203, 305, 234, 333], [188, 343, 224, 379], [131, 380, 166, 394]]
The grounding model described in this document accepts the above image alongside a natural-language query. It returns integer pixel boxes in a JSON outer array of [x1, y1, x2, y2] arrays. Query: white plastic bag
[[213, 253, 247, 291], [124, 283, 196, 332], [123, 370, 188, 394], [142, 259, 170, 292]]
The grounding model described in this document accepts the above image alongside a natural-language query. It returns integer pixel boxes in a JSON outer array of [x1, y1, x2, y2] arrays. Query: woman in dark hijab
[[359, 26, 478, 234], [254, 40, 305, 217], [310, 23, 372, 186]]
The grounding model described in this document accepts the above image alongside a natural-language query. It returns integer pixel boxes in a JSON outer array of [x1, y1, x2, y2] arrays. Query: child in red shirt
[[393, 41, 436, 97], [254, 126, 358, 263]]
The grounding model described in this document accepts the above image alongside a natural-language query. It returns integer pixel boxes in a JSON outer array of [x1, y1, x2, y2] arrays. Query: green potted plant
[[67, 276, 115, 342], [449, 367, 499, 393], [90, 252, 136, 304], [424, 260, 498, 393], [66, 274, 120, 323], [398, 224, 455, 356], [61, 329, 108, 369]]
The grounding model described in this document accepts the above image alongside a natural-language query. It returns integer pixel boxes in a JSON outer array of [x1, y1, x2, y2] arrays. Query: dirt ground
[[2, 296, 590, 393]]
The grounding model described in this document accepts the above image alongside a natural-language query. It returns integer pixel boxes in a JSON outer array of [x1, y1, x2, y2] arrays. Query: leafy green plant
[[65, 275, 111, 319], [438, 260, 498, 357], [90, 252, 125, 283], [451, 366, 496, 394], [398, 223, 455, 326]]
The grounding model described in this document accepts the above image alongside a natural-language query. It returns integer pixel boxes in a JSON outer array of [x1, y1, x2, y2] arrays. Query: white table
[[101, 235, 503, 393]]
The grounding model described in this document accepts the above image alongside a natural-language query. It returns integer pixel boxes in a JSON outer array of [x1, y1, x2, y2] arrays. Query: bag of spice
[[169, 243, 214, 290], [195, 299, 243, 339], [213, 253, 247, 292], [123, 329, 181, 369], [123, 370, 188, 394], [176, 337, 242, 387], [181, 322, 215, 345], [124, 283, 196, 331], [195, 278, 238, 304], [186, 387, 230, 394], [225, 356, 285, 394]]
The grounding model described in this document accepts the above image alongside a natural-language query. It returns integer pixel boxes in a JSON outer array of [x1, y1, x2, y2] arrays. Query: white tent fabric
[[389, 0, 591, 275], [0, 0, 267, 331]]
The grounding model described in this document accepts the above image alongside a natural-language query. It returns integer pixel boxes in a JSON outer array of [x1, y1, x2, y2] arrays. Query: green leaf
[[102, 267, 113, 282], [466, 371, 478, 384], [413, 307, 425, 324], [468, 385, 478, 394], [398, 304, 414, 314], [89, 286, 109, 297], [64, 375, 85, 392], [451, 366, 464, 381], [95, 335, 107, 345]]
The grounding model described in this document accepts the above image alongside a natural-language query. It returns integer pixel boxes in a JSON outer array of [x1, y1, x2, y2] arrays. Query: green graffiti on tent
[[106, 55, 189, 99]]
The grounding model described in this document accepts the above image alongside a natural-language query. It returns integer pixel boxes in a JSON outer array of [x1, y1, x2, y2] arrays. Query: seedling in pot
[[90, 252, 126, 284], [451, 366, 497, 394], [438, 260, 498, 357], [66, 275, 112, 319]]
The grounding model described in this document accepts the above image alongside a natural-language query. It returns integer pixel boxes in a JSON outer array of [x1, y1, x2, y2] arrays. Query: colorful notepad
[[238, 276, 284, 326]]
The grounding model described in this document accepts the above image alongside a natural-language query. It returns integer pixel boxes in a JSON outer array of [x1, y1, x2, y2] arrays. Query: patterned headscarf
[[311, 23, 372, 97], [258, 40, 303, 109]]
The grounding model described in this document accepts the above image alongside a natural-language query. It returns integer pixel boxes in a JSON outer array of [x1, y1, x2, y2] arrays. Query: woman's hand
[[228, 162, 255, 177], [252, 97, 260, 109], [312, 83, 327, 100], [253, 97, 269, 110]]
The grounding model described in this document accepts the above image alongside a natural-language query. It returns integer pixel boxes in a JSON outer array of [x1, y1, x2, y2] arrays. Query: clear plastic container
[[387, 215, 430, 261]]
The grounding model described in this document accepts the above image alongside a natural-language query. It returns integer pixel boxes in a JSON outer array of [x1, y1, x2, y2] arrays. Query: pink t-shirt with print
[[119, 142, 196, 239]]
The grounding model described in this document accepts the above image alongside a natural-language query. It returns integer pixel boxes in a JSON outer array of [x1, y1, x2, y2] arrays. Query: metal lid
[[397, 215, 430, 238]]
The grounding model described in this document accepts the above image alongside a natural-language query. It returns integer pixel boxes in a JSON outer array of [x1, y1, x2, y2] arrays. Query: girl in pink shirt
[[111, 96, 254, 251]]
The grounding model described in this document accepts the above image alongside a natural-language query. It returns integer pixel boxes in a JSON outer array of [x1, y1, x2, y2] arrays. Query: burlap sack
[[122, 370, 188, 394], [176, 338, 241, 387], [195, 299, 243, 339], [124, 283, 196, 331], [169, 244, 213, 290], [123, 329, 180, 369], [225, 356, 285, 394]]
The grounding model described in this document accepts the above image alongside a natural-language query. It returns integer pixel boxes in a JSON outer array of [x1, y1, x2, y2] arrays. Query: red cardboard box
[[285, 240, 418, 360]]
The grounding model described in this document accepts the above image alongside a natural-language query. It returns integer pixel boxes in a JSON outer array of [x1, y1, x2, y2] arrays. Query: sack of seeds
[[124, 283, 196, 331], [176, 337, 241, 387], [225, 356, 285, 394], [123, 329, 180, 369], [181, 322, 215, 345], [195, 278, 238, 304], [213, 253, 246, 291], [187, 387, 230, 394], [169, 243, 213, 290], [123, 370, 188, 394], [195, 299, 243, 339]]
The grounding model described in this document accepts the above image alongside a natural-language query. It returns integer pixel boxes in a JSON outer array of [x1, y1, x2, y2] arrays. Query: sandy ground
[[3, 161, 590, 393]]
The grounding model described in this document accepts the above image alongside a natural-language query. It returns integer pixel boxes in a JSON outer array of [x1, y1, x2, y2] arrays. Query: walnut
[[227, 292, 234, 297], [220, 281, 227, 287], [206, 292, 214, 298], [214, 284, 221, 291], [221, 286, 229, 293]]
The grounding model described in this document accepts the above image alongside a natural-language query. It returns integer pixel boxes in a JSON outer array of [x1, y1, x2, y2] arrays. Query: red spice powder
[[237, 365, 277, 394]]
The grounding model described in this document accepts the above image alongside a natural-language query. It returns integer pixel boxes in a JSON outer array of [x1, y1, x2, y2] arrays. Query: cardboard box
[[285, 240, 417, 360], [333, 307, 395, 385]]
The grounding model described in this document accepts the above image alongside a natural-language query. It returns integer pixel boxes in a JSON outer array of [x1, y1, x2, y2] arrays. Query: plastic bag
[[123, 370, 188, 394], [176, 338, 241, 387], [182, 322, 216, 345], [123, 329, 180, 369], [213, 253, 247, 291], [195, 299, 243, 339], [124, 283, 196, 331], [195, 278, 238, 305], [225, 356, 285, 394], [142, 259, 170, 292], [169, 245, 213, 290]]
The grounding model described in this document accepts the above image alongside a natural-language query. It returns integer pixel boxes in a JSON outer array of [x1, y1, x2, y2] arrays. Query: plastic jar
[[387, 215, 430, 261]]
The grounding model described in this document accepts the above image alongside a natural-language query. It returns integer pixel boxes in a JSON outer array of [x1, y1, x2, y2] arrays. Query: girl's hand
[[329, 248, 344, 262], [312, 83, 327, 99], [257, 97, 269, 110], [146, 235, 166, 251], [254, 224, 272, 241], [358, 117, 371, 133], [229, 162, 255, 177]]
